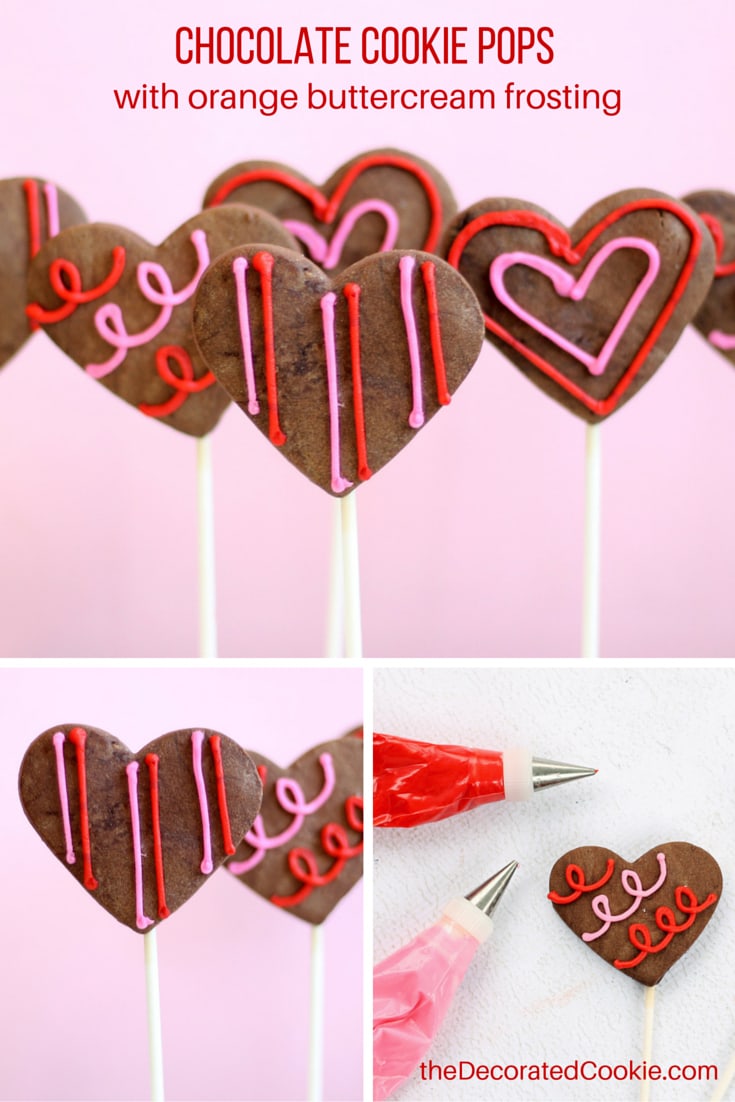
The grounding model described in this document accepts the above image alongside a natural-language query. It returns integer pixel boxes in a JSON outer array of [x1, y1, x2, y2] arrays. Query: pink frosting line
[[232, 256, 260, 414], [284, 198, 400, 270], [321, 291, 353, 494], [582, 852, 667, 942], [229, 751, 336, 875], [399, 255, 425, 428], [709, 329, 735, 350], [126, 762, 154, 930], [85, 228, 211, 379], [191, 730, 213, 875], [489, 236, 661, 377], [43, 183, 60, 238], [52, 731, 75, 865]]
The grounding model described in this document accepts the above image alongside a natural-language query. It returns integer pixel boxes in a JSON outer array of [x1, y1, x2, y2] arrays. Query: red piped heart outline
[[447, 198, 704, 418], [698, 211, 735, 278], [205, 152, 445, 253]]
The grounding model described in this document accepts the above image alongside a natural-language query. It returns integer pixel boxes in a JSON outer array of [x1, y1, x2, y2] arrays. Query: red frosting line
[[68, 727, 98, 891], [253, 251, 286, 446], [614, 885, 718, 970], [270, 795, 364, 910], [447, 199, 704, 417], [26, 248, 126, 325], [699, 211, 735, 277], [145, 753, 170, 920], [138, 345, 216, 419], [344, 282, 372, 481], [420, 260, 451, 406], [548, 858, 616, 904], [206, 153, 445, 252], [23, 179, 42, 261], [208, 735, 236, 856]]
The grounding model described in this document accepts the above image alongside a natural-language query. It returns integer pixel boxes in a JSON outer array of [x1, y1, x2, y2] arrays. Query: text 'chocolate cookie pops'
[[26, 206, 297, 436], [227, 729, 363, 925], [0, 176, 85, 370], [444, 190, 716, 421], [548, 842, 722, 986], [203, 148, 457, 274], [374, 731, 596, 827], [19, 724, 262, 932], [192, 246, 485, 495]]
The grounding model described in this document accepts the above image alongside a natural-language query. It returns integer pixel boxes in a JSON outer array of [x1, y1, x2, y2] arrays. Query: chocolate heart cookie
[[227, 730, 363, 924], [26, 206, 297, 436], [192, 245, 484, 494], [203, 148, 456, 274], [0, 176, 85, 369], [548, 843, 722, 986], [19, 724, 262, 932], [683, 190, 735, 364], [444, 190, 715, 421]]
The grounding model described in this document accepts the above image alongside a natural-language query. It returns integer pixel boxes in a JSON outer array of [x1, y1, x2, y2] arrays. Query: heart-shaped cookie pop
[[203, 148, 456, 274], [19, 724, 262, 932], [26, 206, 297, 436], [683, 190, 735, 365], [0, 176, 85, 370], [444, 190, 716, 422], [227, 730, 363, 925], [192, 245, 484, 494], [548, 843, 722, 986]]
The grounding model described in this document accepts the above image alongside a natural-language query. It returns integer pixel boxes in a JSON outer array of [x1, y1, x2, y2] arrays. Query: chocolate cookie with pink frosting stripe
[[19, 725, 262, 932]]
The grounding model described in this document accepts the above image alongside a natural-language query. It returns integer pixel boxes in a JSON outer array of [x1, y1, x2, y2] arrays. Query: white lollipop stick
[[144, 928, 165, 1101], [309, 924, 326, 1101], [196, 435, 218, 658], [640, 984, 656, 1102], [582, 422, 602, 658], [325, 499, 344, 658], [711, 1048, 735, 1101], [341, 493, 363, 659]]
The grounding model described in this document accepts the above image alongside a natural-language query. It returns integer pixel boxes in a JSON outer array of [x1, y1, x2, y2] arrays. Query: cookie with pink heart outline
[[192, 244, 484, 495], [443, 190, 715, 422], [203, 148, 456, 274], [0, 177, 85, 369], [26, 206, 298, 436], [683, 190, 735, 365], [227, 729, 363, 925], [548, 842, 722, 986], [19, 724, 262, 932]]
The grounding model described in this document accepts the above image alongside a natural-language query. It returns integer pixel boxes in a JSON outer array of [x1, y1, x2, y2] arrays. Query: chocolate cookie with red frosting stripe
[[27, 206, 298, 436], [548, 842, 722, 986], [443, 190, 715, 422], [683, 190, 735, 366], [227, 730, 363, 925], [203, 148, 456, 274], [19, 724, 262, 932], [192, 245, 484, 495], [0, 176, 85, 369]]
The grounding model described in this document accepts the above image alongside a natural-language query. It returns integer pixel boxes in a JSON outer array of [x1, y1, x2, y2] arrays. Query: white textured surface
[[373, 667, 735, 1101]]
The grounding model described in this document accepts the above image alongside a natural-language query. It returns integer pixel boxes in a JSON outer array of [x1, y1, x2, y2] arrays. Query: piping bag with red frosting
[[374, 731, 596, 827], [373, 860, 518, 1100]]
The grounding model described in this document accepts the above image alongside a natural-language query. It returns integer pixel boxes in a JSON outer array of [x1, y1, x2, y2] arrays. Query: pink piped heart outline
[[447, 198, 706, 417]]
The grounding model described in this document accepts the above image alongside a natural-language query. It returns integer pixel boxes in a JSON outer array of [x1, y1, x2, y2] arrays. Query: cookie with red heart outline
[[0, 177, 85, 370], [26, 206, 298, 437], [227, 729, 363, 925], [19, 724, 262, 933], [203, 148, 456, 274], [683, 190, 735, 366], [192, 244, 484, 495], [443, 190, 716, 422], [548, 842, 722, 986]]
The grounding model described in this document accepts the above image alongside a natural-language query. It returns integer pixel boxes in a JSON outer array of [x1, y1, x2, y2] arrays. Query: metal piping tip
[[465, 859, 519, 918], [532, 757, 597, 792]]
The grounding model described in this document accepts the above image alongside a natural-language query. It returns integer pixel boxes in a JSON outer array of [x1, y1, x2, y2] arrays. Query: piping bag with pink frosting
[[373, 860, 518, 1100], [374, 731, 596, 827]]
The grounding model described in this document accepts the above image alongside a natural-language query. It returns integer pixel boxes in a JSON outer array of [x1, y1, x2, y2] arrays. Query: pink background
[[1, 0, 734, 658], [0, 666, 363, 1101]]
